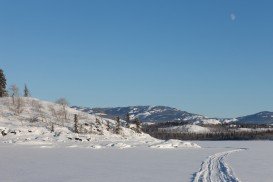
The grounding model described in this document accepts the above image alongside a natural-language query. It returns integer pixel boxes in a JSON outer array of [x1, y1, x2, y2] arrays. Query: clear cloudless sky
[[1, 0, 273, 118]]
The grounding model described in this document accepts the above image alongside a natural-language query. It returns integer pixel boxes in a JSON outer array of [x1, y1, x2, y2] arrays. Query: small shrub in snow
[[29, 117, 39, 123]]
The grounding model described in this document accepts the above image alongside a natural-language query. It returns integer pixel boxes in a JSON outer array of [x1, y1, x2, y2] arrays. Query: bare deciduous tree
[[28, 100, 45, 124], [48, 105, 62, 126], [9, 97, 25, 119], [55, 98, 69, 123], [10, 84, 19, 97], [55, 98, 69, 107], [31, 100, 44, 115], [9, 84, 20, 104]]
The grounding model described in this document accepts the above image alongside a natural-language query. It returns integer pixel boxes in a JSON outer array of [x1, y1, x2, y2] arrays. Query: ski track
[[192, 149, 245, 182]]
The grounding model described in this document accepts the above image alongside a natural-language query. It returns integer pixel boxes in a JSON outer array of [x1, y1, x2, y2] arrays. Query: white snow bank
[[89, 145, 103, 149], [106, 142, 133, 149], [150, 139, 201, 149]]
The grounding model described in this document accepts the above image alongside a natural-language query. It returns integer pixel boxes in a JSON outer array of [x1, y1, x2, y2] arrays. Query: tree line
[[142, 122, 273, 140], [148, 130, 273, 140], [0, 69, 30, 98]]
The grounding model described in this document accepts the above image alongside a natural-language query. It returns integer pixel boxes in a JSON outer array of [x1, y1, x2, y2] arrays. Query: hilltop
[[0, 97, 199, 149]]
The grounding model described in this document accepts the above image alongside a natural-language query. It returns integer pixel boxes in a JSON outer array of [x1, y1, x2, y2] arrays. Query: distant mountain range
[[237, 111, 273, 124], [72, 106, 273, 125]]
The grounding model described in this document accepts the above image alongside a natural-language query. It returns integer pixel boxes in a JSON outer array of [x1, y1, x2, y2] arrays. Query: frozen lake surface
[[0, 141, 272, 182]]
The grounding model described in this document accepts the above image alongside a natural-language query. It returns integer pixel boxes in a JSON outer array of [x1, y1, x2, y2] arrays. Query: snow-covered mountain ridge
[[72, 106, 273, 125], [72, 105, 221, 125], [237, 111, 273, 124]]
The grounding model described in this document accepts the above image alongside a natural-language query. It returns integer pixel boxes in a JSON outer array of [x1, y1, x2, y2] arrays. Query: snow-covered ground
[[192, 149, 244, 182], [0, 141, 272, 182], [194, 141, 273, 182], [1, 98, 273, 182]]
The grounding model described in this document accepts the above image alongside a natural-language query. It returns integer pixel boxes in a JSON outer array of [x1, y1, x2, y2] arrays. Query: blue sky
[[1, 0, 273, 118]]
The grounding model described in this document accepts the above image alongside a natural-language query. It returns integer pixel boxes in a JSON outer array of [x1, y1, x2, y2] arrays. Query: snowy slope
[[0, 97, 199, 149]]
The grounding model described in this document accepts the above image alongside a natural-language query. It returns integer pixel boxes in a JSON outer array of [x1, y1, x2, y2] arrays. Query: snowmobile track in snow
[[192, 149, 245, 182]]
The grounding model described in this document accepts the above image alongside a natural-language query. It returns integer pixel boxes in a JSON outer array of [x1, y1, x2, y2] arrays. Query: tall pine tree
[[0, 69, 7, 97], [24, 84, 30, 97], [125, 113, 130, 128], [115, 116, 121, 134], [74, 114, 79, 133]]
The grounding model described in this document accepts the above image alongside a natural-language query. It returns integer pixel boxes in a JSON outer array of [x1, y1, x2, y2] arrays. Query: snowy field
[[0, 141, 272, 182], [1, 98, 273, 182]]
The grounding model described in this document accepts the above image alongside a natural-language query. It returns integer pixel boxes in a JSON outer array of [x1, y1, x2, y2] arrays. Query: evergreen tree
[[24, 84, 30, 97], [125, 113, 130, 128], [0, 69, 7, 97], [106, 120, 110, 131], [115, 116, 121, 134], [50, 123, 55, 133], [96, 118, 101, 125], [135, 118, 142, 133], [74, 114, 79, 133]]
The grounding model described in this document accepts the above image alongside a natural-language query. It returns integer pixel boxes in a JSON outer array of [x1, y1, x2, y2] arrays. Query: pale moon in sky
[[230, 13, 236, 21]]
